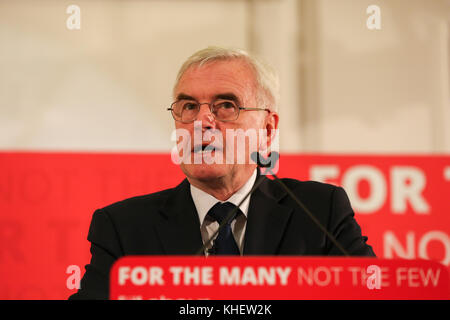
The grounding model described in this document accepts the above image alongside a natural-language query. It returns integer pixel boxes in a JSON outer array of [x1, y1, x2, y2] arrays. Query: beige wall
[[1, 0, 449, 153], [312, 0, 450, 153]]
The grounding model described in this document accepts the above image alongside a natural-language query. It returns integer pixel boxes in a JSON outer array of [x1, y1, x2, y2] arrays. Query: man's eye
[[182, 102, 198, 110], [216, 101, 236, 109]]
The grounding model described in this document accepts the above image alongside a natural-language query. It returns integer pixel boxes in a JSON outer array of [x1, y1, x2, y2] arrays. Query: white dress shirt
[[190, 169, 257, 255]]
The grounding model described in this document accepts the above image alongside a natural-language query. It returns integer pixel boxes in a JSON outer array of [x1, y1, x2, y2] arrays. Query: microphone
[[251, 151, 279, 169], [251, 151, 350, 256]]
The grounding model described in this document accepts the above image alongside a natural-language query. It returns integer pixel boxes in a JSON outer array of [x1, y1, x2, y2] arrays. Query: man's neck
[[188, 168, 257, 201]]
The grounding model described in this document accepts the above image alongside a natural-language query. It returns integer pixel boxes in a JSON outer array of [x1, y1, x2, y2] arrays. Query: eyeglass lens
[[172, 100, 238, 122]]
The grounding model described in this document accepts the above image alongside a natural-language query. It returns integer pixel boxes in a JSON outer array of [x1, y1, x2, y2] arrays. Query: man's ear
[[264, 111, 279, 150]]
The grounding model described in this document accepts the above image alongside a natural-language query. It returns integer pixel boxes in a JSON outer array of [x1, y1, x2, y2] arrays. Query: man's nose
[[196, 104, 216, 129]]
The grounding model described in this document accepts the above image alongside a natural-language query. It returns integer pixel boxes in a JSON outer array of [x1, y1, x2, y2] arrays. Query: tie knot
[[207, 202, 239, 224]]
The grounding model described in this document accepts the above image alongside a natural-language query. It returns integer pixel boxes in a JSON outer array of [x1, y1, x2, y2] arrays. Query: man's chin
[[180, 163, 230, 182]]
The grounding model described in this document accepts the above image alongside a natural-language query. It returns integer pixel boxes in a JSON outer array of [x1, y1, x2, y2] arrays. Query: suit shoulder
[[99, 186, 175, 218], [279, 177, 338, 194]]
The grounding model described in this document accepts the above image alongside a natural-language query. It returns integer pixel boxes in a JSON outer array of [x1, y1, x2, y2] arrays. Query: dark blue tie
[[207, 202, 240, 255]]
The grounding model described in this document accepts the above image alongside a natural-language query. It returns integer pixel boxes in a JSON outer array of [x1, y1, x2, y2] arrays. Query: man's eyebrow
[[214, 93, 240, 102], [176, 93, 196, 101], [176, 92, 241, 103]]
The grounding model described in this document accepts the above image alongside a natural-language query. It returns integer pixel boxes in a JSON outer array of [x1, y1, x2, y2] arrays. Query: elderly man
[[69, 46, 374, 300]]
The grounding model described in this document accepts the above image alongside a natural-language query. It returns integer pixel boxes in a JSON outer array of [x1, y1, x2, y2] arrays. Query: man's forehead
[[183, 59, 254, 79], [174, 59, 257, 98]]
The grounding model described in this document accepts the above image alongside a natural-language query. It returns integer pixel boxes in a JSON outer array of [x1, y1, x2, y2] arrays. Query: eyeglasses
[[167, 99, 270, 123]]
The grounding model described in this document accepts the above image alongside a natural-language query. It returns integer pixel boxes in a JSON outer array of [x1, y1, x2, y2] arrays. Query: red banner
[[110, 256, 450, 300], [0, 152, 448, 299]]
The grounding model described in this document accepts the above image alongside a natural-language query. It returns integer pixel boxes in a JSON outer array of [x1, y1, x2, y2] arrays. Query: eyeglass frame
[[167, 99, 271, 124]]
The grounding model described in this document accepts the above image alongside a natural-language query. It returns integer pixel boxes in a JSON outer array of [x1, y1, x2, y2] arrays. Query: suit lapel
[[243, 176, 293, 255], [154, 174, 293, 256], [155, 179, 204, 255]]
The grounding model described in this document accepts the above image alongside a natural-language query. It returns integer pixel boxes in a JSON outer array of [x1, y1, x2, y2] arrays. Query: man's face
[[173, 59, 278, 185]]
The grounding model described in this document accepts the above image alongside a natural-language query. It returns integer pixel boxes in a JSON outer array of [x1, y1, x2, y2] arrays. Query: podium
[[110, 256, 449, 300]]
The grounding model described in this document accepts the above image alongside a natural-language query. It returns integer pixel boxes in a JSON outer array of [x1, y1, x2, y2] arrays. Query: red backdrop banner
[[0, 152, 448, 299]]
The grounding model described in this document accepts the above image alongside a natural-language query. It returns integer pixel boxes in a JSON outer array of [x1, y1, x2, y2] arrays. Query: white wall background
[[1, 0, 449, 153]]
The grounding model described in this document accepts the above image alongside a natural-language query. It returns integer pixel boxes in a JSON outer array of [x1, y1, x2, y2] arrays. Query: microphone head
[[251, 151, 279, 169], [250, 151, 260, 165]]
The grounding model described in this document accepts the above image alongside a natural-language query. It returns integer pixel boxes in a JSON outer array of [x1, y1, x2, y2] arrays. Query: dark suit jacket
[[69, 175, 375, 300]]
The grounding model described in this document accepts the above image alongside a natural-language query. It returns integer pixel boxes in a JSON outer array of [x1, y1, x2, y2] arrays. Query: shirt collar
[[190, 169, 257, 225]]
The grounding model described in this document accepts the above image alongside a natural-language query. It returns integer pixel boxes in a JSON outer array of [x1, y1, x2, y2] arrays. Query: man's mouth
[[192, 143, 222, 154]]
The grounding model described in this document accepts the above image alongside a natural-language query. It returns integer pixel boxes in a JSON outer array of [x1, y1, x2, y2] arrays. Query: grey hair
[[173, 46, 280, 111]]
